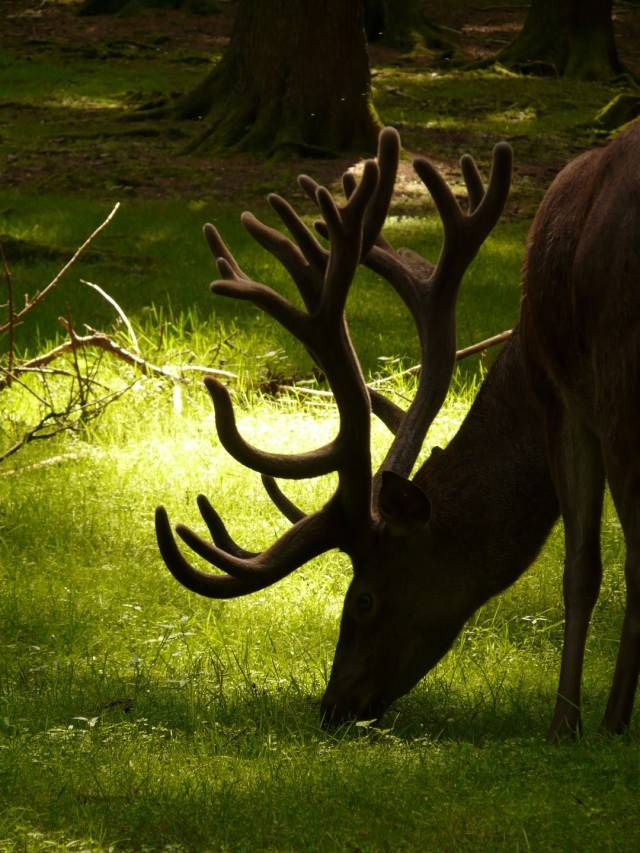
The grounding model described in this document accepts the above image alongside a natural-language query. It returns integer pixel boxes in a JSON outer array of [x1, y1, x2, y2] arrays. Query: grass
[[0, 196, 525, 380], [1, 2, 640, 850], [0, 379, 638, 851]]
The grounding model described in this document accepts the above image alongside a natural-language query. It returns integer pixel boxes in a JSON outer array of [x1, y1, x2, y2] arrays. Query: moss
[[594, 94, 640, 130]]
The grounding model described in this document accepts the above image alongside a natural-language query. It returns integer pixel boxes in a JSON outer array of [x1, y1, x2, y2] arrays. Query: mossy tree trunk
[[174, 0, 380, 156], [564, 0, 623, 80], [497, 0, 623, 80], [364, 0, 454, 57]]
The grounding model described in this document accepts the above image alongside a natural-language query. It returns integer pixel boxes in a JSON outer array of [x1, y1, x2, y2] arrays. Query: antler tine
[[416, 141, 513, 298], [261, 475, 306, 524], [212, 258, 312, 344], [362, 126, 400, 256], [155, 500, 342, 600], [460, 154, 484, 213], [204, 376, 341, 479], [303, 126, 399, 257], [267, 193, 327, 269], [204, 222, 249, 279], [316, 158, 379, 323], [196, 494, 257, 558], [156, 507, 259, 599]]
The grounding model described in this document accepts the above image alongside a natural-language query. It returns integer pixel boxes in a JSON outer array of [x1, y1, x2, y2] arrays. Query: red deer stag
[[156, 123, 640, 737]]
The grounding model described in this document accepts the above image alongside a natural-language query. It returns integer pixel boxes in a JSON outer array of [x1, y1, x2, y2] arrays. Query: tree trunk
[[365, 0, 455, 58], [564, 0, 623, 80], [174, 0, 380, 157], [497, 0, 623, 80]]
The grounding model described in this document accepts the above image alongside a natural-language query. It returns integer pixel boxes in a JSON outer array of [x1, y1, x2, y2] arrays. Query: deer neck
[[415, 329, 559, 606]]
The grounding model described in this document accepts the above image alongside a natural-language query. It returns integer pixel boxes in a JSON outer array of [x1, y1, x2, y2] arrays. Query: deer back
[[521, 122, 640, 423]]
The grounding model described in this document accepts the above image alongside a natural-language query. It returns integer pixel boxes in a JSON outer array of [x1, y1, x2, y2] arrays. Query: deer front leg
[[546, 411, 605, 740]]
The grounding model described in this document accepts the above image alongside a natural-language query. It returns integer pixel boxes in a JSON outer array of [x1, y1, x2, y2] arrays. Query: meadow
[[1, 1, 639, 850]]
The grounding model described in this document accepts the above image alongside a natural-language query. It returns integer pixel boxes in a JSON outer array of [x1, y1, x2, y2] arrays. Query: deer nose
[[320, 689, 388, 728], [320, 695, 355, 728]]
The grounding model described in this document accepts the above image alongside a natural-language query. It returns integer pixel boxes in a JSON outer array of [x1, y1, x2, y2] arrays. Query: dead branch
[[454, 329, 513, 360], [0, 203, 120, 335], [0, 242, 15, 384], [0, 380, 135, 465], [277, 328, 514, 401], [81, 278, 140, 354], [0, 324, 237, 395]]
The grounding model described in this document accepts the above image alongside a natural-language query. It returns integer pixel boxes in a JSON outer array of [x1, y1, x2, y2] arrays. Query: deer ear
[[378, 470, 431, 533]]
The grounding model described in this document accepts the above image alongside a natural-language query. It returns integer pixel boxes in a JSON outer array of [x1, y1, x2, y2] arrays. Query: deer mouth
[[320, 692, 391, 728]]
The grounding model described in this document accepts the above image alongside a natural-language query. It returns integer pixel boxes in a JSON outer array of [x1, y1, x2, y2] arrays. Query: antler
[[371, 142, 513, 480], [156, 148, 394, 598], [304, 140, 513, 480], [156, 128, 512, 595]]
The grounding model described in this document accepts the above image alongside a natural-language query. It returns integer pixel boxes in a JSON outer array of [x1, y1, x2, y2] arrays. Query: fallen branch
[[272, 329, 513, 400], [0, 203, 234, 466], [0, 448, 103, 478], [373, 328, 513, 385], [0, 381, 135, 465], [455, 328, 513, 360], [0, 323, 237, 394]]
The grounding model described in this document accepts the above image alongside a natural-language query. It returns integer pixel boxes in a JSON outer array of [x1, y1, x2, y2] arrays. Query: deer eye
[[356, 592, 374, 613]]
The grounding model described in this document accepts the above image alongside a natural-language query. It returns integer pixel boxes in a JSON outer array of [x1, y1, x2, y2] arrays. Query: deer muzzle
[[320, 681, 390, 727]]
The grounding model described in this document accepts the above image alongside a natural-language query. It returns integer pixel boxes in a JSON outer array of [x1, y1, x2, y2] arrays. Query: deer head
[[155, 127, 512, 724]]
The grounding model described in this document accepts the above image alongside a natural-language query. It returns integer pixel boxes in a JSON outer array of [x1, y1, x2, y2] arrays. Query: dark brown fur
[[325, 124, 640, 735]]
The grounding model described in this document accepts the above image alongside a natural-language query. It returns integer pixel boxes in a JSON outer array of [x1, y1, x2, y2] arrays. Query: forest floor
[[2, 0, 639, 206]]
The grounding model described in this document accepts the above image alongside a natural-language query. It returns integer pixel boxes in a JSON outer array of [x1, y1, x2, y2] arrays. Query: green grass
[[0, 378, 638, 851], [0, 194, 524, 379], [375, 68, 613, 143], [1, 4, 639, 849]]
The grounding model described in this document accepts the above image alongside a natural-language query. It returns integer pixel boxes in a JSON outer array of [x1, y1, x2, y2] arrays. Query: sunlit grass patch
[[0, 192, 525, 384], [0, 53, 206, 107], [0, 343, 638, 850]]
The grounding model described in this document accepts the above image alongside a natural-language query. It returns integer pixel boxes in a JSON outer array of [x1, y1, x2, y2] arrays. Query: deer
[[155, 122, 640, 738]]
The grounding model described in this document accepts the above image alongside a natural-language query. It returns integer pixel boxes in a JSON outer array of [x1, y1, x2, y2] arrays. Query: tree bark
[[173, 0, 380, 157], [564, 0, 623, 80], [497, 0, 623, 80], [364, 0, 455, 58]]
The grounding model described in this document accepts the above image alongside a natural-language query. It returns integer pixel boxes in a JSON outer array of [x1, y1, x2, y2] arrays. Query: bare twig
[[0, 380, 135, 465], [454, 329, 512, 360], [0, 243, 15, 384], [2, 364, 109, 389], [81, 278, 140, 354], [272, 329, 513, 401], [0, 413, 69, 463], [0, 203, 120, 335], [64, 306, 88, 409]]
